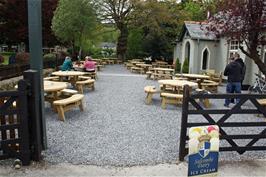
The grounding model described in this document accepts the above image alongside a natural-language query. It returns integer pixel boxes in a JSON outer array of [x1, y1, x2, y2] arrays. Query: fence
[[179, 85, 266, 161], [0, 58, 64, 81], [0, 70, 44, 165]]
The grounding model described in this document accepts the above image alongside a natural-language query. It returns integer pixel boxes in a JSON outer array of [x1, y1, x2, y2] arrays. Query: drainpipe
[[197, 38, 200, 73]]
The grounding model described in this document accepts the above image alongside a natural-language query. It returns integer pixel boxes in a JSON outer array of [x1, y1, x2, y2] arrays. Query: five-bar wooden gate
[[179, 85, 266, 161]]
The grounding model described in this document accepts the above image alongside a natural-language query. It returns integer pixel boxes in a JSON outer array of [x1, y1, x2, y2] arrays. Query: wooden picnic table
[[153, 68, 174, 80], [44, 81, 68, 93], [136, 63, 152, 72], [179, 73, 210, 89], [158, 79, 198, 93], [52, 71, 85, 85]]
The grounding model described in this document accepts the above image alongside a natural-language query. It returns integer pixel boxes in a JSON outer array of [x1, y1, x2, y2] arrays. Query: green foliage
[[0, 55, 4, 64], [0, 52, 16, 56], [126, 28, 145, 59], [43, 53, 56, 61], [183, 1, 206, 21], [52, 0, 98, 49], [0, 52, 16, 65], [175, 58, 181, 73], [182, 58, 189, 73]]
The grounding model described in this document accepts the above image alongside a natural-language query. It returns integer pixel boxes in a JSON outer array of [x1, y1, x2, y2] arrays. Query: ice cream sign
[[188, 125, 219, 177]]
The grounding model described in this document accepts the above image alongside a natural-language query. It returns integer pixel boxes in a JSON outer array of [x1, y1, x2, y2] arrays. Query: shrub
[[43, 53, 56, 61], [0, 55, 4, 64], [182, 58, 189, 73], [15, 52, 30, 63], [175, 58, 181, 73]]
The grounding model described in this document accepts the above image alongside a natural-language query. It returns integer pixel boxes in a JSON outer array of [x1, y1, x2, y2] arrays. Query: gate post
[[17, 80, 31, 165], [179, 85, 190, 161], [23, 70, 44, 161]]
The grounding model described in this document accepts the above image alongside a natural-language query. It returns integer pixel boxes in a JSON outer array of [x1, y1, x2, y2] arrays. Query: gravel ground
[[42, 64, 266, 166]]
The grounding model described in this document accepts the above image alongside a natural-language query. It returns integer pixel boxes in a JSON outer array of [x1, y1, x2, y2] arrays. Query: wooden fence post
[[23, 70, 44, 161], [179, 85, 190, 161], [17, 80, 31, 165]]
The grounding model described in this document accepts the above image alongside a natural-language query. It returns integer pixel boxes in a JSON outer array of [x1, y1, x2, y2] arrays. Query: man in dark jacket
[[224, 58, 243, 107], [234, 53, 246, 86]]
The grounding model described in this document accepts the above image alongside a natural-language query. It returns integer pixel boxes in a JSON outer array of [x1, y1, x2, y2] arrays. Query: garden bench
[[161, 92, 183, 109], [146, 71, 152, 79], [126, 63, 134, 70], [201, 80, 219, 93], [97, 65, 103, 71], [60, 89, 78, 97], [117, 60, 123, 64], [131, 67, 144, 74], [83, 72, 97, 79], [78, 76, 91, 80], [53, 94, 84, 121], [144, 86, 158, 104], [258, 99, 266, 106], [195, 88, 211, 108], [76, 79, 95, 93], [43, 76, 59, 81]]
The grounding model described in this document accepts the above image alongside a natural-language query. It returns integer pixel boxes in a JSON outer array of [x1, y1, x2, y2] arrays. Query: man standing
[[224, 57, 243, 107], [234, 53, 246, 87]]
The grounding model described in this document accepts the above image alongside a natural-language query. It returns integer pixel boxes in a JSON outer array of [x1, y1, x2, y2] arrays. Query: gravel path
[[43, 65, 266, 166]]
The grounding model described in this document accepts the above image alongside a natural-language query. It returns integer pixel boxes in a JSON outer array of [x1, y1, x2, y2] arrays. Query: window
[[202, 48, 209, 70], [230, 40, 239, 50]]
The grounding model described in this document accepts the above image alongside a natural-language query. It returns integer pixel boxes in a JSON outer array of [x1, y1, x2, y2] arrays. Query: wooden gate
[[179, 85, 266, 161], [0, 70, 44, 165], [0, 80, 30, 165]]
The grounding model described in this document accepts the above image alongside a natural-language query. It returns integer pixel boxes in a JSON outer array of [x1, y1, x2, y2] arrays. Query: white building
[[173, 21, 266, 86]]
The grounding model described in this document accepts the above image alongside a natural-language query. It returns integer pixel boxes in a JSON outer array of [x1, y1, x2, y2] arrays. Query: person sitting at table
[[84, 56, 96, 72], [60, 56, 73, 71]]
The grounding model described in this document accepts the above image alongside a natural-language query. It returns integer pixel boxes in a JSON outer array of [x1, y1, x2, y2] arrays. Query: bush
[[0, 55, 4, 64], [1, 51, 15, 55], [43, 53, 56, 61], [175, 58, 181, 73], [182, 58, 189, 73], [15, 52, 30, 63]]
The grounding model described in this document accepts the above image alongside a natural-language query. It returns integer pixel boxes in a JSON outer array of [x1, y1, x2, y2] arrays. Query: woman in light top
[[84, 56, 96, 72]]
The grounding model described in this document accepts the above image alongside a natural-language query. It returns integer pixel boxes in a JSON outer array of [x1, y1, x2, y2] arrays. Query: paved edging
[[1, 160, 266, 177]]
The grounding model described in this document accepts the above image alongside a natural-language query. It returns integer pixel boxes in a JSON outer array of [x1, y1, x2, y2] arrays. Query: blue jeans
[[225, 82, 241, 106]]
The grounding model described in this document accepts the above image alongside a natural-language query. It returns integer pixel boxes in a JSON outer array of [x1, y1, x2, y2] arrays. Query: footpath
[[0, 160, 265, 177]]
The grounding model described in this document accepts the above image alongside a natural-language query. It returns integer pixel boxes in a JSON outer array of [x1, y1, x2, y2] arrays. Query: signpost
[[27, 0, 47, 150], [188, 125, 219, 177]]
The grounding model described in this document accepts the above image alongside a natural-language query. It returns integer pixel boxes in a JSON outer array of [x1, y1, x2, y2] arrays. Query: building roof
[[178, 21, 218, 42]]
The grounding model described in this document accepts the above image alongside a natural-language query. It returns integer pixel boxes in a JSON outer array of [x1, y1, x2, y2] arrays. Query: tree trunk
[[116, 26, 128, 61], [78, 46, 82, 61]]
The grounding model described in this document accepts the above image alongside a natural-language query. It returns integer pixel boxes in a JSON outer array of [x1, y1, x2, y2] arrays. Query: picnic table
[[44, 81, 68, 105], [52, 71, 85, 85], [136, 63, 152, 72], [158, 79, 198, 93], [179, 73, 210, 89], [153, 68, 174, 80]]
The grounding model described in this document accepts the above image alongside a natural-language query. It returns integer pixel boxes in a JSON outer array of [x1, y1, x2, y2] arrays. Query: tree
[[207, 0, 266, 75], [126, 28, 144, 59], [130, 0, 181, 60], [0, 0, 59, 49], [93, 0, 138, 61], [52, 0, 98, 58], [182, 58, 189, 73]]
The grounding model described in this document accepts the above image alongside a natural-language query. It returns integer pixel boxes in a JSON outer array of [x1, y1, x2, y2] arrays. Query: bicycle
[[248, 73, 266, 93]]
